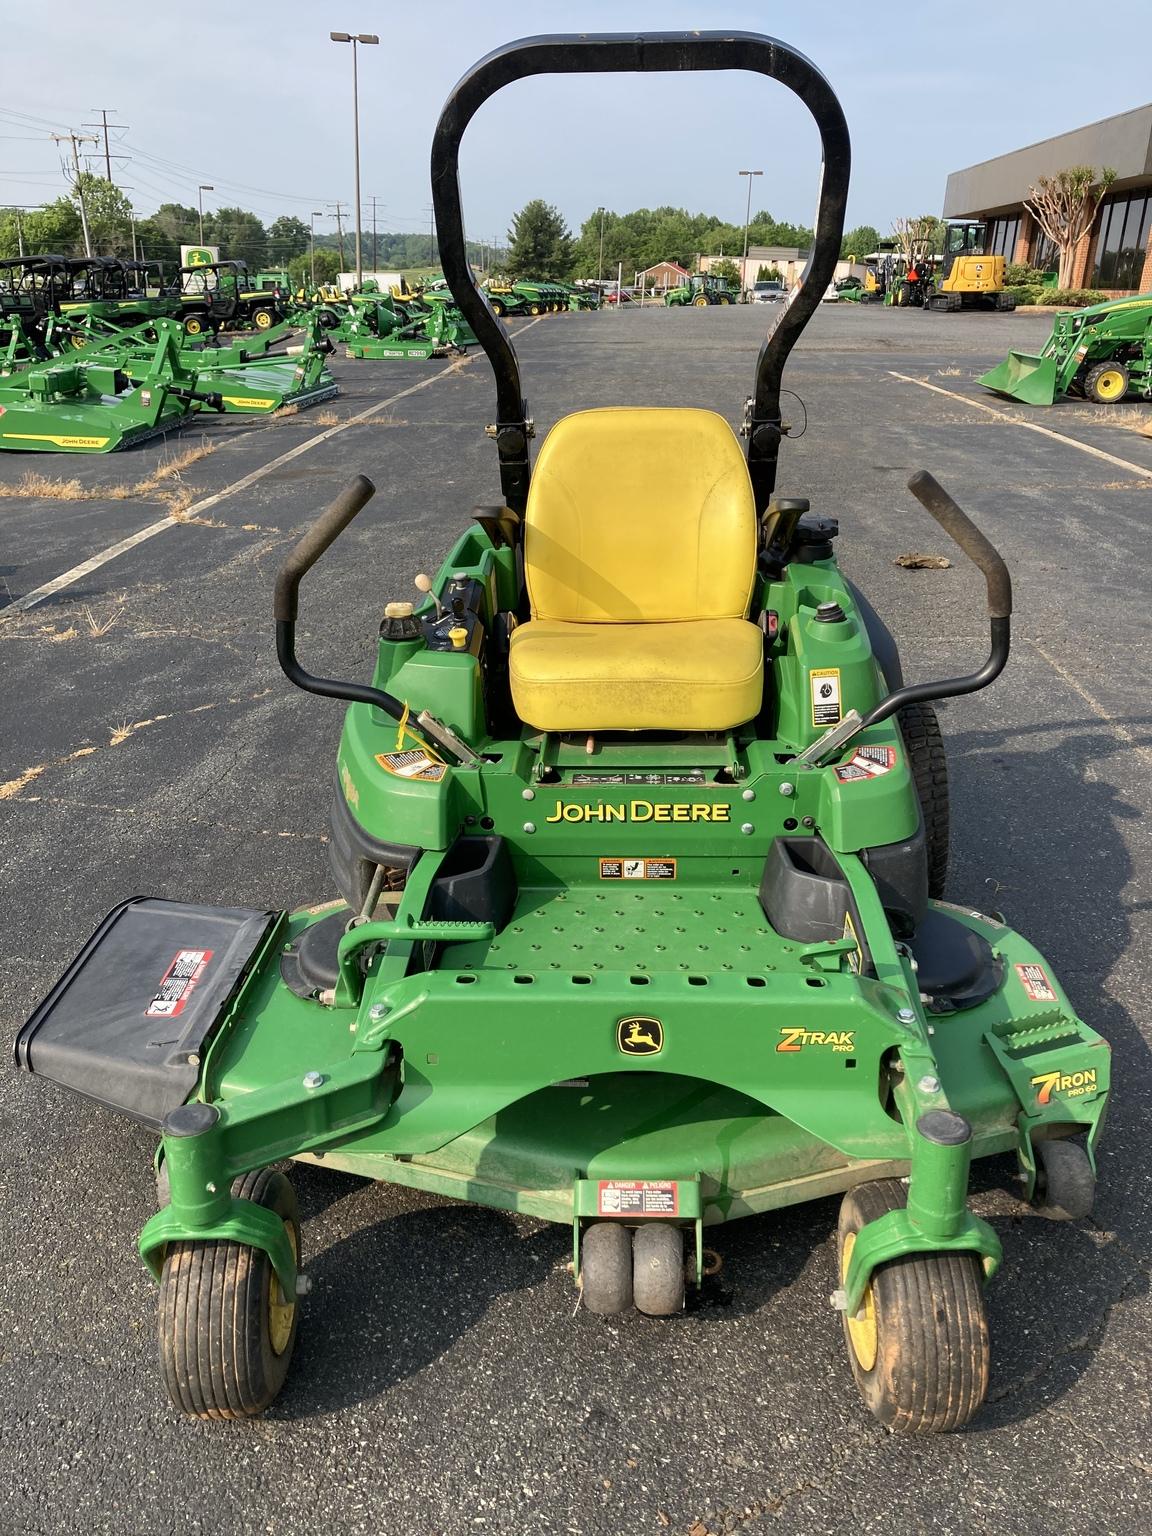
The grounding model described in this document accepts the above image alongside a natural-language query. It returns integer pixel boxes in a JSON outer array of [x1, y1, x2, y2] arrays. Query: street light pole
[[198, 184, 214, 246], [310, 211, 323, 287], [738, 169, 763, 296], [330, 31, 379, 289]]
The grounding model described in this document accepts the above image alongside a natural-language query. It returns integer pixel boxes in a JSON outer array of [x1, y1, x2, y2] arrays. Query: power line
[[81, 109, 129, 184]]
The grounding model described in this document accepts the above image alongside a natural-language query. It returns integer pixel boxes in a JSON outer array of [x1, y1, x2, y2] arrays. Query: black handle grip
[[274, 474, 375, 623], [907, 470, 1012, 619]]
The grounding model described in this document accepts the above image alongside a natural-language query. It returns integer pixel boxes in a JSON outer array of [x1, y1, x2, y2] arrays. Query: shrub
[[1005, 263, 1053, 287], [1038, 288, 1108, 308], [1005, 285, 1043, 305]]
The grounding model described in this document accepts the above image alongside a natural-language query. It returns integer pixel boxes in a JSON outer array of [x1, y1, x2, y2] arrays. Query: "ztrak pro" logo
[[777, 1027, 855, 1053], [1030, 1067, 1098, 1105]]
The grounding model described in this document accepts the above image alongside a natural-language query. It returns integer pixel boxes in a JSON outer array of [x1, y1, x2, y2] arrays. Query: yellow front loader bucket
[[978, 351, 1059, 406]]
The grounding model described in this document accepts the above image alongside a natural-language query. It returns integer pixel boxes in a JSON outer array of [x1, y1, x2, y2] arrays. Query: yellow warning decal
[[810, 667, 842, 728], [220, 396, 277, 409], [375, 749, 447, 782]]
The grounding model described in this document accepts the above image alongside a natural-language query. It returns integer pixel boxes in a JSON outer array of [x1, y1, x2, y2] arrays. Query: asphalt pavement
[[2, 303, 1151, 1536]]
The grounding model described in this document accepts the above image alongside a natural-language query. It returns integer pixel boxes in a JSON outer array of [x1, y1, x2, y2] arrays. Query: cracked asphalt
[[2, 304, 1150, 1536]]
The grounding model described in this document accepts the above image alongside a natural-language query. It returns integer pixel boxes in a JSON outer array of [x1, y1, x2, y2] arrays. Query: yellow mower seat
[[508, 407, 763, 732]]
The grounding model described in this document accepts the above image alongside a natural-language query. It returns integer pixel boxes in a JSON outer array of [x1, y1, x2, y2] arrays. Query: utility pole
[[738, 169, 763, 297], [331, 202, 347, 269], [197, 184, 214, 246], [52, 132, 99, 255], [597, 207, 606, 285], [426, 204, 435, 264], [82, 109, 127, 184], [15, 209, 24, 257], [310, 211, 323, 287], [369, 195, 380, 274]]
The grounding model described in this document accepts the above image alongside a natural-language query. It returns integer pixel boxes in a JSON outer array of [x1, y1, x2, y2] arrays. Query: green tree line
[[505, 200, 882, 280]]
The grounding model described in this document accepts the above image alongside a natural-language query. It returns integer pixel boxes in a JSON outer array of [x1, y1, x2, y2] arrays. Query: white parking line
[[888, 371, 1152, 479], [2, 314, 548, 620]]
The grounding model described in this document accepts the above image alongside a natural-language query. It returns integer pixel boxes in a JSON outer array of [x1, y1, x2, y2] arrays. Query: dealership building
[[944, 103, 1152, 294]]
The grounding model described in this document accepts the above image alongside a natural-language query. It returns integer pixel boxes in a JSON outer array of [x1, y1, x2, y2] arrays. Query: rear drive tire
[[899, 700, 949, 899], [158, 1167, 300, 1419], [837, 1179, 989, 1434], [580, 1222, 633, 1315], [632, 1225, 685, 1316], [1033, 1138, 1095, 1221]]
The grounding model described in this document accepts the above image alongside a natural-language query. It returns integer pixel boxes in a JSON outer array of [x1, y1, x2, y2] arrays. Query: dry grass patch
[[309, 409, 341, 426], [83, 604, 124, 637], [936, 367, 963, 377], [134, 441, 214, 494], [0, 470, 87, 500], [1067, 405, 1150, 433], [0, 440, 214, 506]]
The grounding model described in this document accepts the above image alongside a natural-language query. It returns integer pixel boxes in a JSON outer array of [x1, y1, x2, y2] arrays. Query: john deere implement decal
[[546, 800, 729, 823], [1031, 1068, 1098, 1105]]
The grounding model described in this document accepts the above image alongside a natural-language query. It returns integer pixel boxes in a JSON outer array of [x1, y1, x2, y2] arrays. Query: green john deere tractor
[[980, 291, 1152, 406], [18, 31, 1108, 1434], [665, 272, 736, 306]]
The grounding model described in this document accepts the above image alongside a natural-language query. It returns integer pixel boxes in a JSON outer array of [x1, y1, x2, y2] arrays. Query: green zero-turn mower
[[980, 291, 1152, 406], [17, 31, 1109, 1432]]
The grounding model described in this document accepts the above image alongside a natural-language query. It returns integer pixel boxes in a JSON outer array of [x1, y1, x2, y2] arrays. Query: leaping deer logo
[[617, 1017, 663, 1055]]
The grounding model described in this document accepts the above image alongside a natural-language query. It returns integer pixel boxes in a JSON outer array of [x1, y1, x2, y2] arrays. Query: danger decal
[[1015, 962, 1057, 1003], [597, 1180, 678, 1217], [145, 949, 213, 1018], [834, 745, 898, 783]]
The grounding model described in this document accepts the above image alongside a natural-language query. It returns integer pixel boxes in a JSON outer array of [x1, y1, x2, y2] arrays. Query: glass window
[[988, 217, 1020, 258], [1032, 230, 1058, 272], [1093, 191, 1151, 289]]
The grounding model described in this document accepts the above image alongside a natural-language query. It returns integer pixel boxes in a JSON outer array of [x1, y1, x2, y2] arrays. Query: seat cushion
[[509, 618, 764, 733], [524, 408, 756, 624]]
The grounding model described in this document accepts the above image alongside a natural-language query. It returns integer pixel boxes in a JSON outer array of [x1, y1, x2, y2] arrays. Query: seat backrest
[[524, 407, 756, 623]]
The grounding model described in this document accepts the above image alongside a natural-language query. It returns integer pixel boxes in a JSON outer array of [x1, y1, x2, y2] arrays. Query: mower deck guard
[[16, 898, 278, 1128]]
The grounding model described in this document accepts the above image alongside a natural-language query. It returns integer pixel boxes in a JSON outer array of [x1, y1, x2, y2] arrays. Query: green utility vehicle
[[173, 260, 284, 335], [980, 291, 1152, 405], [664, 272, 736, 306], [18, 31, 1108, 1435], [0, 253, 70, 350], [56, 258, 179, 342]]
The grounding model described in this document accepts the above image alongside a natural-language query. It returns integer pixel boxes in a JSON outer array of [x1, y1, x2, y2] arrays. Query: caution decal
[[810, 667, 842, 728]]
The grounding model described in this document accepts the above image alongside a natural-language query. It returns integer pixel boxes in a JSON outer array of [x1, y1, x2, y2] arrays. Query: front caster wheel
[[580, 1222, 632, 1314], [1033, 1138, 1095, 1221], [837, 1179, 989, 1434], [158, 1167, 300, 1419], [632, 1225, 685, 1315]]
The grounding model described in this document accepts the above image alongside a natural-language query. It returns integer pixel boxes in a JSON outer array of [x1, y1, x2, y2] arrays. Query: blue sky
[[3, 2, 1151, 244]]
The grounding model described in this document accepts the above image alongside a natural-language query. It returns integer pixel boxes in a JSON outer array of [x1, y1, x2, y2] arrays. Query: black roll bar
[[430, 31, 850, 514]]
